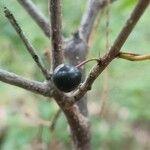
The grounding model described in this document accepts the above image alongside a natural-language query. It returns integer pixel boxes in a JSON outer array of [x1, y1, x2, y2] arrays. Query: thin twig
[[118, 52, 150, 61], [50, 109, 61, 132], [79, 0, 116, 42], [99, 70, 109, 117], [105, 0, 110, 51], [17, 0, 50, 37], [88, 10, 104, 48], [99, 0, 110, 116], [70, 0, 150, 103], [4, 7, 50, 80], [49, 0, 64, 70], [0, 69, 53, 97]]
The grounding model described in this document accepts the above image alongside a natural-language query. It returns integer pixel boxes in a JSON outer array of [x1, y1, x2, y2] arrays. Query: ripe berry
[[53, 64, 82, 92]]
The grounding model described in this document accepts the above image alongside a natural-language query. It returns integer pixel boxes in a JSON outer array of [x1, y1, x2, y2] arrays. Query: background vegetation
[[0, 0, 150, 149]]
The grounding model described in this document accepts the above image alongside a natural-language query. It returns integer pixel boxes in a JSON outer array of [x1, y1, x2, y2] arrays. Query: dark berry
[[53, 64, 82, 92]]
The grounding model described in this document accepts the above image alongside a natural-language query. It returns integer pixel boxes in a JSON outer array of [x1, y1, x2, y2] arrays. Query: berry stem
[[76, 58, 100, 68]]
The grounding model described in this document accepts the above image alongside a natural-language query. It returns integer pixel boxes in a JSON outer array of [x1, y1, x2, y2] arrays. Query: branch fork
[[1, 0, 149, 149], [1, 0, 149, 116]]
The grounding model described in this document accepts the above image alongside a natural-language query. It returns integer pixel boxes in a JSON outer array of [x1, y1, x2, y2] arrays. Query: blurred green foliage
[[0, 0, 150, 150]]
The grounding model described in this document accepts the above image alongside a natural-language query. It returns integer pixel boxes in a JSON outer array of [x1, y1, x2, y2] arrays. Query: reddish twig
[[75, 58, 100, 69]]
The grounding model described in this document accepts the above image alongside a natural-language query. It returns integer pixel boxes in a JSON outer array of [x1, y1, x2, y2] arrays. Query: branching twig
[[0, 69, 53, 97], [64, 0, 116, 63], [118, 52, 150, 61], [17, 0, 50, 37], [49, 0, 64, 70], [4, 7, 50, 80], [70, 0, 150, 103]]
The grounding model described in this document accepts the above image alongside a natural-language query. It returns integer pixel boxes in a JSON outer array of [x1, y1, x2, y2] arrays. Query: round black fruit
[[53, 64, 82, 92]]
